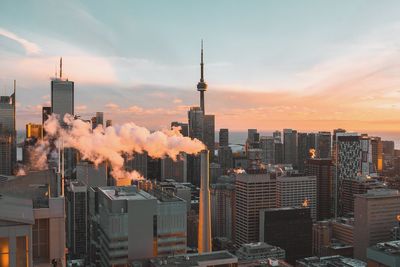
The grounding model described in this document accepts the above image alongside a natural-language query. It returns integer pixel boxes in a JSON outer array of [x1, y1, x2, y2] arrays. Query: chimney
[[198, 150, 212, 253]]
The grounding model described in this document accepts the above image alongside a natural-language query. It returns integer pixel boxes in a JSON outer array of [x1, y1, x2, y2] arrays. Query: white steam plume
[[44, 114, 205, 182]]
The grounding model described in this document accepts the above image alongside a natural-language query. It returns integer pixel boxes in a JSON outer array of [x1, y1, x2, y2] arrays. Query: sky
[[1, 0, 400, 135]]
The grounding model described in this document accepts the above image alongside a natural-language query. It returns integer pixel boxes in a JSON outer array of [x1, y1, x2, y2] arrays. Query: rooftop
[[369, 240, 400, 255], [149, 251, 237, 267], [297, 255, 366, 267], [99, 185, 156, 201], [356, 189, 400, 199]]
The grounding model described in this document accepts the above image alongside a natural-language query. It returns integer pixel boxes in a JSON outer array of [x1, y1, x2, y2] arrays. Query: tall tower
[[198, 150, 212, 253], [197, 40, 208, 113]]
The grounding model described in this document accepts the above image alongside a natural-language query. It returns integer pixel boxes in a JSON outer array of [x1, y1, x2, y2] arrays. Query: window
[[0, 237, 9, 267], [16, 236, 28, 267], [33, 219, 49, 263]]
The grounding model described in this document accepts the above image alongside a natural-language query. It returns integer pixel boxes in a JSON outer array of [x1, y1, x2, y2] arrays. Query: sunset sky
[[1, 0, 400, 134]]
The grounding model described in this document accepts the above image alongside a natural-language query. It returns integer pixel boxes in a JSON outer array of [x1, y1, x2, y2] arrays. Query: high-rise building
[[235, 172, 276, 246], [198, 150, 212, 253], [42, 106, 52, 137], [306, 133, 317, 152], [273, 131, 282, 143], [51, 58, 74, 125], [219, 128, 229, 147], [260, 136, 275, 165], [341, 176, 386, 215], [354, 189, 400, 261], [274, 142, 284, 164], [276, 176, 317, 221], [283, 129, 298, 168], [0, 81, 16, 175], [260, 207, 312, 264], [298, 133, 308, 172], [105, 120, 112, 127], [161, 153, 187, 183], [332, 128, 346, 164], [306, 158, 334, 220], [171, 121, 189, 137], [188, 107, 204, 141], [370, 137, 383, 173], [66, 180, 88, 260], [124, 152, 148, 179], [210, 180, 235, 240], [203, 115, 215, 162], [316, 132, 331, 159], [218, 146, 233, 171], [95, 112, 104, 126]]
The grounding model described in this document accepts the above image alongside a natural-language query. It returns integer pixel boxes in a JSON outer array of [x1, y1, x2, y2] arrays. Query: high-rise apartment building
[[283, 129, 298, 168], [235, 173, 276, 246], [276, 175, 317, 221], [354, 189, 400, 261]]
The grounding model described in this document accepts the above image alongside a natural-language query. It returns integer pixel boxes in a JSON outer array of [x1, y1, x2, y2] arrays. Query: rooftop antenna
[[59, 57, 62, 79]]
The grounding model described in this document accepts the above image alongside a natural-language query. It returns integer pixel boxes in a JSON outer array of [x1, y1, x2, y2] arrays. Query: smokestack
[[198, 150, 211, 253]]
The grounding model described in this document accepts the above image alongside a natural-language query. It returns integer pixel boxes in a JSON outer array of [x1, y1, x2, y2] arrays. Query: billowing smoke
[[43, 114, 205, 182]]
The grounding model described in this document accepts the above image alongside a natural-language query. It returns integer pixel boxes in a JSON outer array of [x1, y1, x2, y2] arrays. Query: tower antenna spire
[[197, 40, 208, 113], [60, 57, 62, 79]]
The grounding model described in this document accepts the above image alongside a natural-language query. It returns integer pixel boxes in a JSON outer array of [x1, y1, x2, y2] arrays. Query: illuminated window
[[0, 237, 9, 267]]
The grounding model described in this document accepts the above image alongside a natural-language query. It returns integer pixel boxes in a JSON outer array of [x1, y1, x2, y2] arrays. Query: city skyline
[[1, 1, 400, 134]]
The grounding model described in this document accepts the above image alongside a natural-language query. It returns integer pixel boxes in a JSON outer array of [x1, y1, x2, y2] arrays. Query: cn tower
[[197, 40, 208, 114]]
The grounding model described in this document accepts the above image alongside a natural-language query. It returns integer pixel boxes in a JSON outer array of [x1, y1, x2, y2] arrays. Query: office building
[[219, 128, 229, 147], [161, 153, 187, 183], [203, 114, 215, 161], [297, 133, 308, 172], [0, 195, 34, 267], [124, 152, 148, 179], [296, 255, 366, 267], [66, 181, 88, 260], [235, 172, 276, 246], [188, 107, 204, 141], [51, 59, 74, 125], [259, 207, 312, 264], [273, 131, 282, 143], [95, 112, 103, 126], [274, 142, 283, 164], [236, 242, 285, 261], [218, 146, 233, 171], [26, 123, 42, 140], [354, 189, 400, 261], [171, 121, 189, 137], [316, 132, 331, 159], [367, 240, 400, 267], [305, 158, 333, 220], [332, 128, 346, 164], [260, 136, 275, 165], [42, 106, 52, 137], [341, 175, 386, 215], [276, 175, 317, 221], [149, 251, 238, 267], [283, 129, 298, 168], [76, 161, 108, 187], [211, 181, 235, 240], [370, 137, 383, 174], [0, 82, 16, 175]]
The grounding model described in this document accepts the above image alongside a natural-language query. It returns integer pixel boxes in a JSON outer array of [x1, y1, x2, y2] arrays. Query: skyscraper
[[171, 121, 189, 137], [316, 131, 331, 159], [203, 114, 215, 161], [51, 58, 74, 125], [95, 112, 103, 126], [188, 107, 204, 140], [219, 128, 229, 147], [0, 80, 16, 175], [198, 150, 212, 253], [260, 136, 275, 165], [297, 133, 308, 172], [370, 136, 383, 174], [26, 123, 43, 140], [283, 129, 298, 168], [42, 106, 51, 137]]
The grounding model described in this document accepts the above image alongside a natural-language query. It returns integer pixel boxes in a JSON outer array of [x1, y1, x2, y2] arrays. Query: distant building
[[297, 133, 308, 172], [76, 161, 108, 187], [51, 76, 74, 126], [260, 136, 275, 165], [95, 112, 103, 126], [260, 207, 312, 264], [26, 123, 42, 140], [211, 181, 235, 240], [124, 152, 148, 179], [0, 86, 16, 175], [273, 131, 282, 143], [283, 129, 298, 168], [370, 136, 383, 174], [105, 120, 112, 127], [149, 251, 238, 267], [161, 153, 187, 183], [171, 121, 189, 137], [218, 146, 233, 171], [316, 132, 331, 159], [354, 189, 400, 261], [42, 106, 52, 137], [236, 242, 285, 261], [219, 128, 229, 147], [235, 173, 276, 246], [203, 114, 215, 161]]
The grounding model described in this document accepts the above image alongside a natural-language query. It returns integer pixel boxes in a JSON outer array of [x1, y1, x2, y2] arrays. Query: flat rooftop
[[297, 255, 366, 267], [369, 240, 400, 255], [150, 251, 237, 267], [99, 186, 156, 201]]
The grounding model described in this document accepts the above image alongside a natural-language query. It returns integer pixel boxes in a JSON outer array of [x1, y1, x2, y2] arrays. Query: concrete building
[[273, 131, 282, 143], [161, 153, 187, 183], [283, 129, 298, 168], [219, 128, 229, 147], [198, 150, 212, 253], [203, 115, 215, 162], [296, 255, 366, 267], [260, 136, 275, 165], [76, 161, 108, 187], [259, 207, 312, 264], [341, 175, 386, 215], [297, 133, 308, 173], [66, 181, 88, 260], [276, 175, 317, 221], [0, 195, 34, 267], [354, 189, 400, 261], [305, 158, 333, 220], [370, 137, 383, 174], [235, 172, 276, 246], [316, 132, 331, 159], [367, 240, 400, 267], [211, 181, 235, 240], [218, 146, 233, 171], [236, 242, 285, 261], [149, 251, 238, 267]]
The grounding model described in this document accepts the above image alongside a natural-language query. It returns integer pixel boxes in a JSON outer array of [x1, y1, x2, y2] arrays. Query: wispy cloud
[[0, 27, 40, 55]]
